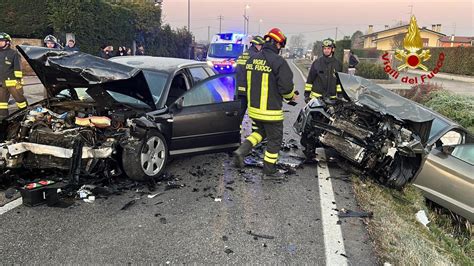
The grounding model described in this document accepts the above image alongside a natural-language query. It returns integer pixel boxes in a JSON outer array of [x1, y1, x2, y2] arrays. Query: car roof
[[110, 56, 206, 73]]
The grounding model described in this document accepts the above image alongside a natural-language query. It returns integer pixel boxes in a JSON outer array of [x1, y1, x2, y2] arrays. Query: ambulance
[[206, 33, 250, 73]]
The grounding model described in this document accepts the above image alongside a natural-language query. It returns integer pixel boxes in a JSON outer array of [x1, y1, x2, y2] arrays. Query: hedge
[[422, 47, 474, 76], [355, 61, 389, 79], [0, 0, 192, 58], [425, 91, 474, 132]]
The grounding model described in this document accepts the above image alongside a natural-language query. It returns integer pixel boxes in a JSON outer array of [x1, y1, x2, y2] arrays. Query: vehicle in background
[[206, 33, 249, 74]]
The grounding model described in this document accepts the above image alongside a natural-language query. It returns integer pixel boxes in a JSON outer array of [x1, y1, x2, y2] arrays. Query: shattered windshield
[[56, 70, 167, 108]]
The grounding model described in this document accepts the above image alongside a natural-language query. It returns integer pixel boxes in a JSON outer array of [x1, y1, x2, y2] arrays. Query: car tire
[[122, 131, 168, 181], [385, 154, 420, 189]]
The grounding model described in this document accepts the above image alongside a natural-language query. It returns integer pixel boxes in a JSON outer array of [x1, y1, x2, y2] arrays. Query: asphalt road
[[0, 61, 377, 264]]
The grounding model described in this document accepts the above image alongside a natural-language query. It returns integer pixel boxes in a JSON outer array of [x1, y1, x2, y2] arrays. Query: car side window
[[182, 75, 236, 107], [449, 144, 474, 165], [166, 73, 189, 107], [189, 67, 209, 83], [439, 130, 463, 146], [204, 66, 217, 76]]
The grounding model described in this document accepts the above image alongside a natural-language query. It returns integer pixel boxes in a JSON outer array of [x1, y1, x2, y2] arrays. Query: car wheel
[[122, 131, 168, 181], [385, 154, 420, 189]]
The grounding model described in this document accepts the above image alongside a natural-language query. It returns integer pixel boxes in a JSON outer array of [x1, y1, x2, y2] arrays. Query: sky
[[160, 0, 473, 47]]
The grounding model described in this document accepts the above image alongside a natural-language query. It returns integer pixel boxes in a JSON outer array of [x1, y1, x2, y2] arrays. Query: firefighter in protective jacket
[[236, 35, 265, 131], [304, 38, 342, 102], [0, 33, 27, 120], [233, 28, 297, 179]]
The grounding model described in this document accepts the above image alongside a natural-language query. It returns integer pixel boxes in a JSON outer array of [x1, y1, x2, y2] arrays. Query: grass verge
[[352, 178, 472, 265]]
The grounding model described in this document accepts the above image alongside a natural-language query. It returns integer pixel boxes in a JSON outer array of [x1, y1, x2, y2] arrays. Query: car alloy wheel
[[140, 136, 167, 176]]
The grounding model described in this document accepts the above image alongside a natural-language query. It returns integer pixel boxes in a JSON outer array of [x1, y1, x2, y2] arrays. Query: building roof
[[439, 36, 473, 43], [361, 25, 446, 38]]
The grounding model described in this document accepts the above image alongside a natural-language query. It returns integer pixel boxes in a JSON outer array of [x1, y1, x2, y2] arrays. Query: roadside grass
[[292, 62, 473, 264], [352, 178, 473, 265]]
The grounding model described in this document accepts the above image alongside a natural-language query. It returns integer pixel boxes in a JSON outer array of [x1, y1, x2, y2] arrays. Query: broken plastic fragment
[[415, 210, 430, 228]]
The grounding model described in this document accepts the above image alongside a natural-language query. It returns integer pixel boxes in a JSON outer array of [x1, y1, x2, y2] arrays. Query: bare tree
[[391, 33, 405, 50], [289, 34, 306, 49]]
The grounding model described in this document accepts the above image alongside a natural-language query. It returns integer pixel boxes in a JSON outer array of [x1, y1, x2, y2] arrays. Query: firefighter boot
[[262, 161, 285, 180], [233, 140, 253, 168]]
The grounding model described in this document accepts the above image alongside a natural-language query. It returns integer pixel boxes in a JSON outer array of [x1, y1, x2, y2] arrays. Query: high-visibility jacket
[[305, 56, 342, 99], [236, 45, 259, 96], [0, 48, 23, 88], [245, 44, 295, 122]]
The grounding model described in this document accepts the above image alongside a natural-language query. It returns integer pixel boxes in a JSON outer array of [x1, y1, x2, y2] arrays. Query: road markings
[[0, 197, 22, 215], [290, 60, 348, 265], [317, 149, 348, 265]]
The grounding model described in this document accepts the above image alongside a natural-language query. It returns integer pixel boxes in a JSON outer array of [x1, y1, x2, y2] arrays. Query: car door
[[169, 74, 241, 155], [414, 130, 474, 221]]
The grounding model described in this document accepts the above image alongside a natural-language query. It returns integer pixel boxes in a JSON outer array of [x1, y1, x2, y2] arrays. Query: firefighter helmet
[[44, 35, 58, 44], [322, 38, 336, 48], [0, 32, 12, 49], [264, 28, 287, 48], [251, 35, 265, 45], [0, 32, 12, 42]]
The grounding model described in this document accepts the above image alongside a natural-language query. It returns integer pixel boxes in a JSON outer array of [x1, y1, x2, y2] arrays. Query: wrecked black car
[[0, 46, 242, 182], [294, 73, 435, 188]]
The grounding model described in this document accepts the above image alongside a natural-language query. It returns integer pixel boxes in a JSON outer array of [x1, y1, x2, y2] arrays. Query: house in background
[[438, 36, 473, 47], [361, 24, 446, 50]]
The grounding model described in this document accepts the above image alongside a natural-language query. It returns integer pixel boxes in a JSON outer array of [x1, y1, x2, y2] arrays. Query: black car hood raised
[[17, 45, 156, 110], [338, 73, 434, 123]]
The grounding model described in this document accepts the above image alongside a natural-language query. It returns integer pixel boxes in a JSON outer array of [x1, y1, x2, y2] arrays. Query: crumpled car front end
[[295, 73, 434, 189]]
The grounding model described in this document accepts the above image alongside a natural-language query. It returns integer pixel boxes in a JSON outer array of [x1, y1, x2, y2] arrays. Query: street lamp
[[243, 4, 250, 35], [258, 19, 263, 35]]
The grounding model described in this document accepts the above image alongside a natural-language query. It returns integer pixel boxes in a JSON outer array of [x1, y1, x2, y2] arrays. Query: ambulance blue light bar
[[218, 33, 233, 40]]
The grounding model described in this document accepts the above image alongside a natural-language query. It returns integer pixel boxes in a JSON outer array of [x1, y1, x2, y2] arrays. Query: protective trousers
[[0, 85, 28, 119], [246, 120, 283, 174], [238, 95, 258, 133]]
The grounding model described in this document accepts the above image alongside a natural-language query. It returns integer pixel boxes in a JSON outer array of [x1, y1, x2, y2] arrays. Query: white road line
[[317, 149, 348, 265], [291, 60, 348, 265], [0, 197, 23, 215], [291, 59, 308, 83]]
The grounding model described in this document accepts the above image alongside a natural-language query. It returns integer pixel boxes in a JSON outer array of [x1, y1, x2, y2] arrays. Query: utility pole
[[187, 0, 191, 59], [187, 0, 191, 31], [208, 26, 211, 44], [335, 27, 338, 41], [218, 15, 223, 33]]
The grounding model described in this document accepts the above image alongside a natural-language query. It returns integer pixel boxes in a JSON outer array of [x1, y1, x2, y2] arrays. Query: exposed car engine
[[0, 100, 143, 181], [296, 99, 426, 189]]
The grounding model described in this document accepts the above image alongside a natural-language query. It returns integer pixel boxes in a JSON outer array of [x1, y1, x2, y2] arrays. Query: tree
[[350, 30, 364, 49], [312, 41, 323, 58], [289, 34, 305, 49]]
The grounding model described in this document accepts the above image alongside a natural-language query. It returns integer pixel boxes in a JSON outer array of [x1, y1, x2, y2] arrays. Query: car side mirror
[[175, 97, 184, 110], [441, 145, 454, 155]]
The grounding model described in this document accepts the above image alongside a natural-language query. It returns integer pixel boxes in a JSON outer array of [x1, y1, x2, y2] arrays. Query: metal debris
[[120, 199, 136, 210], [338, 208, 374, 218], [246, 230, 275, 240]]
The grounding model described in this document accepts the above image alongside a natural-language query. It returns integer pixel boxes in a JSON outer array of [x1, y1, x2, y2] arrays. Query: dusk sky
[[161, 0, 473, 47]]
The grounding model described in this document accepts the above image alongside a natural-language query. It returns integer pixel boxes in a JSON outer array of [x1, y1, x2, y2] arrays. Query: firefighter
[[235, 35, 265, 131], [0, 33, 27, 120], [233, 28, 297, 179], [304, 38, 342, 102]]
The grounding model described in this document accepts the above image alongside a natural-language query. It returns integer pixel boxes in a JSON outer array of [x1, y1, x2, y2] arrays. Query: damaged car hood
[[17, 45, 156, 110], [338, 73, 434, 123]]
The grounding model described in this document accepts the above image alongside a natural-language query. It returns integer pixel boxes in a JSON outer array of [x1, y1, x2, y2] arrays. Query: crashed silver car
[[295, 73, 452, 189], [0, 46, 242, 182]]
